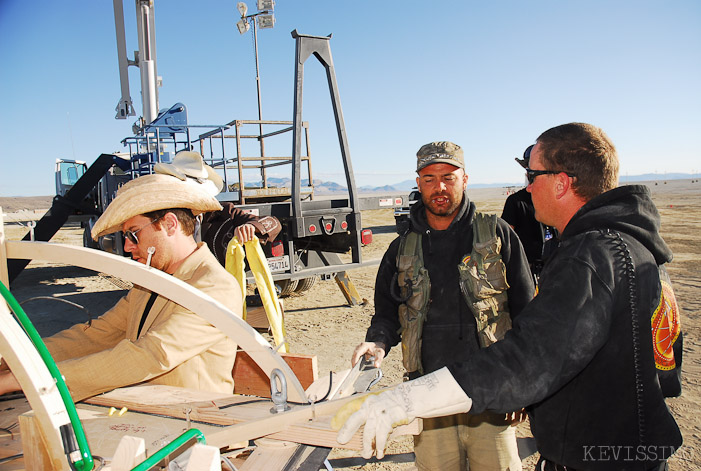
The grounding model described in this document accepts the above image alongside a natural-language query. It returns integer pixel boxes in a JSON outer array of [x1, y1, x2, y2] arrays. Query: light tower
[[236, 1, 276, 157]]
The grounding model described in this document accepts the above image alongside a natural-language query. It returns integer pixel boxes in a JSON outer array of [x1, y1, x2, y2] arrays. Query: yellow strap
[[224, 238, 247, 319], [225, 237, 288, 353]]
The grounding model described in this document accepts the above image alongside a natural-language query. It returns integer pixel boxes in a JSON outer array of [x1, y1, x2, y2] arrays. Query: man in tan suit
[[0, 173, 242, 401]]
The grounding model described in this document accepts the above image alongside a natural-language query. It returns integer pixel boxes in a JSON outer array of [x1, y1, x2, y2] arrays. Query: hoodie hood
[[409, 190, 475, 234], [562, 185, 672, 265]]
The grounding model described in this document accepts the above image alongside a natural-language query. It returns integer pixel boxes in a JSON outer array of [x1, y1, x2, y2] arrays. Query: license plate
[[267, 255, 290, 273]]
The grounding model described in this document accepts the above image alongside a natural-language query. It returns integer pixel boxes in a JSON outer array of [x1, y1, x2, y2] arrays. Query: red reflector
[[308, 224, 317, 233], [325, 222, 333, 232], [271, 240, 284, 257], [361, 229, 373, 245], [340, 221, 348, 230]]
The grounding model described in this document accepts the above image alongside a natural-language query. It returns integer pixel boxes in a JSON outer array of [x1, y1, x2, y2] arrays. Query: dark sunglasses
[[124, 216, 161, 245], [526, 168, 576, 185]]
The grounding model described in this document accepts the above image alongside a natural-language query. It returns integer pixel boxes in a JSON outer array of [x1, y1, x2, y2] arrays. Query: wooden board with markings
[[84, 385, 420, 451]]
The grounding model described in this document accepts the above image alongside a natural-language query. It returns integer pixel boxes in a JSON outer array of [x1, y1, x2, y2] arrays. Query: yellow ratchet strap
[[225, 236, 288, 353]]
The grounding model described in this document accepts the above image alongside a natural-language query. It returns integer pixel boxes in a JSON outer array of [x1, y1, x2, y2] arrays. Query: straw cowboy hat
[[154, 151, 224, 196], [91, 174, 223, 240]]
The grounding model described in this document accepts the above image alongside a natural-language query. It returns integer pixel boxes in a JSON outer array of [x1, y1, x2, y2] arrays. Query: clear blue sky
[[1, 0, 700, 196]]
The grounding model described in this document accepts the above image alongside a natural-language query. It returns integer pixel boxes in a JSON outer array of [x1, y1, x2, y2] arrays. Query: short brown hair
[[145, 208, 196, 236], [536, 123, 619, 202]]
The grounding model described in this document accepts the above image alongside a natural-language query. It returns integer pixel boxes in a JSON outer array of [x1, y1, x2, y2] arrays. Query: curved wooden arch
[[0, 299, 71, 469], [5, 240, 307, 402]]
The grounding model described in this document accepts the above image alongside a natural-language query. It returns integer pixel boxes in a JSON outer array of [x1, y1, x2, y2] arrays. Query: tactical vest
[[395, 212, 512, 374]]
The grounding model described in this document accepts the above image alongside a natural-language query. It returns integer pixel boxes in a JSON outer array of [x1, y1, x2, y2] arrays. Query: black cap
[[515, 144, 534, 169]]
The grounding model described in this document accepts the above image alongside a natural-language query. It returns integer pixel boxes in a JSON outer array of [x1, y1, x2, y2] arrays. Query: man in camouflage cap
[[350, 141, 534, 470], [416, 140, 465, 172]]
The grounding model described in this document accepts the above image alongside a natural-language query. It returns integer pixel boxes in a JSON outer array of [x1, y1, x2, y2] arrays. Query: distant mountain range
[[260, 173, 698, 194], [618, 173, 695, 183]]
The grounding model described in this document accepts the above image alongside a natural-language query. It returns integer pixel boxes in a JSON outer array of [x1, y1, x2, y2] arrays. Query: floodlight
[[257, 0, 275, 11], [257, 14, 275, 29], [237, 18, 250, 34], [237, 2, 248, 17]]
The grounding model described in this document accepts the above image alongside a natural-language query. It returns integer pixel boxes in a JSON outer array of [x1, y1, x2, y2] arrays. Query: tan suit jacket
[[44, 243, 241, 401]]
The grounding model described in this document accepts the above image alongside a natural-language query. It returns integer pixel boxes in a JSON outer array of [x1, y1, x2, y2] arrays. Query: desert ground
[[1, 179, 699, 470]]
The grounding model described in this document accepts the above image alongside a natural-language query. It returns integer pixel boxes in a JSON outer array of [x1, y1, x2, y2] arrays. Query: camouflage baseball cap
[[416, 141, 464, 172]]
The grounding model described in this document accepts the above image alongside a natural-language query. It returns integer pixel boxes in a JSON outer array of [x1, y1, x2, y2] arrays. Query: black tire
[[275, 279, 299, 297], [294, 276, 318, 293]]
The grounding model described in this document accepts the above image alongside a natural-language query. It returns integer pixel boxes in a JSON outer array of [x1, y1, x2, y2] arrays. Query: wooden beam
[[245, 300, 285, 332], [233, 351, 318, 398], [18, 412, 55, 471], [238, 439, 303, 471], [186, 444, 221, 471], [84, 385, 421, 450], [111, 436, 146, 471], [4, 240, 308, 403], [334, 271, 363, 306], [245, 304, 273, 331], [204, 389, 414, 449]]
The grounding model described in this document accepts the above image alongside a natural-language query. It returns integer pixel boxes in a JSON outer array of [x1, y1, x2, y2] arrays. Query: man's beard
[[423, 194, 462, 218]]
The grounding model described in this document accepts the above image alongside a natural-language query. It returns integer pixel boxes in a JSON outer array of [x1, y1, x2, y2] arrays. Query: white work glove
[[334, 367, 472, 459]]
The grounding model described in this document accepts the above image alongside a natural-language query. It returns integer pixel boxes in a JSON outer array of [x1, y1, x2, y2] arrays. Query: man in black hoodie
[[338, 124, 682, 471], [351, 141, 535, 470]]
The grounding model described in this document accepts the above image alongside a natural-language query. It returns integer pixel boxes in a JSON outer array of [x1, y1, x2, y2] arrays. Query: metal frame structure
[[16, 5, 408, 301]]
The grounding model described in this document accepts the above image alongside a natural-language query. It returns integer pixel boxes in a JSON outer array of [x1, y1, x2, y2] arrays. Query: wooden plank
[[18, 412, 54, 471], [245, 299, 284, 331], [111, 436, 146, 471], [334, 271, 362, 306], [15, 402, 230, 470], [85, 385, 421, 450], [266, 414, 421, 450], [5, 240, 308, 403], [233, 351, 318, 398], [185, 444, 221, 471], [305, 370, 346, 402], [204, 388, 415, 449], [85, 385, 245, 426], [238, 439, 303, 471], [245, 305, 272, 330], [0, 397, 29, 466]]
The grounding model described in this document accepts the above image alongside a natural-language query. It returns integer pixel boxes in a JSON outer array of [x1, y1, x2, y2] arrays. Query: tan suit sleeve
[[55, 300, 232, 401], [49, 244, 241, 402], [43, 289, 138, 362]]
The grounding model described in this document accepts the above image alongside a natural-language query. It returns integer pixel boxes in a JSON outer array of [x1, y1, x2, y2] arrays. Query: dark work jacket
[[366, 193, 534, 377], [201, 202, 281, 264], [453, 185, 682, 470], [501, 188, 544, 264], [501, 188, 557, 271]]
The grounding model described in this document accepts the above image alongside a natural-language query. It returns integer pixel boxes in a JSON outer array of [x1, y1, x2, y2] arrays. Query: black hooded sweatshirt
[[366, 192, 534, 377], [452, 185, 683, 470]]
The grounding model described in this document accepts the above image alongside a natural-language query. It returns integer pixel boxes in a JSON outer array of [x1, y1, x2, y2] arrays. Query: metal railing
[[119, 119, 313, 204]]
